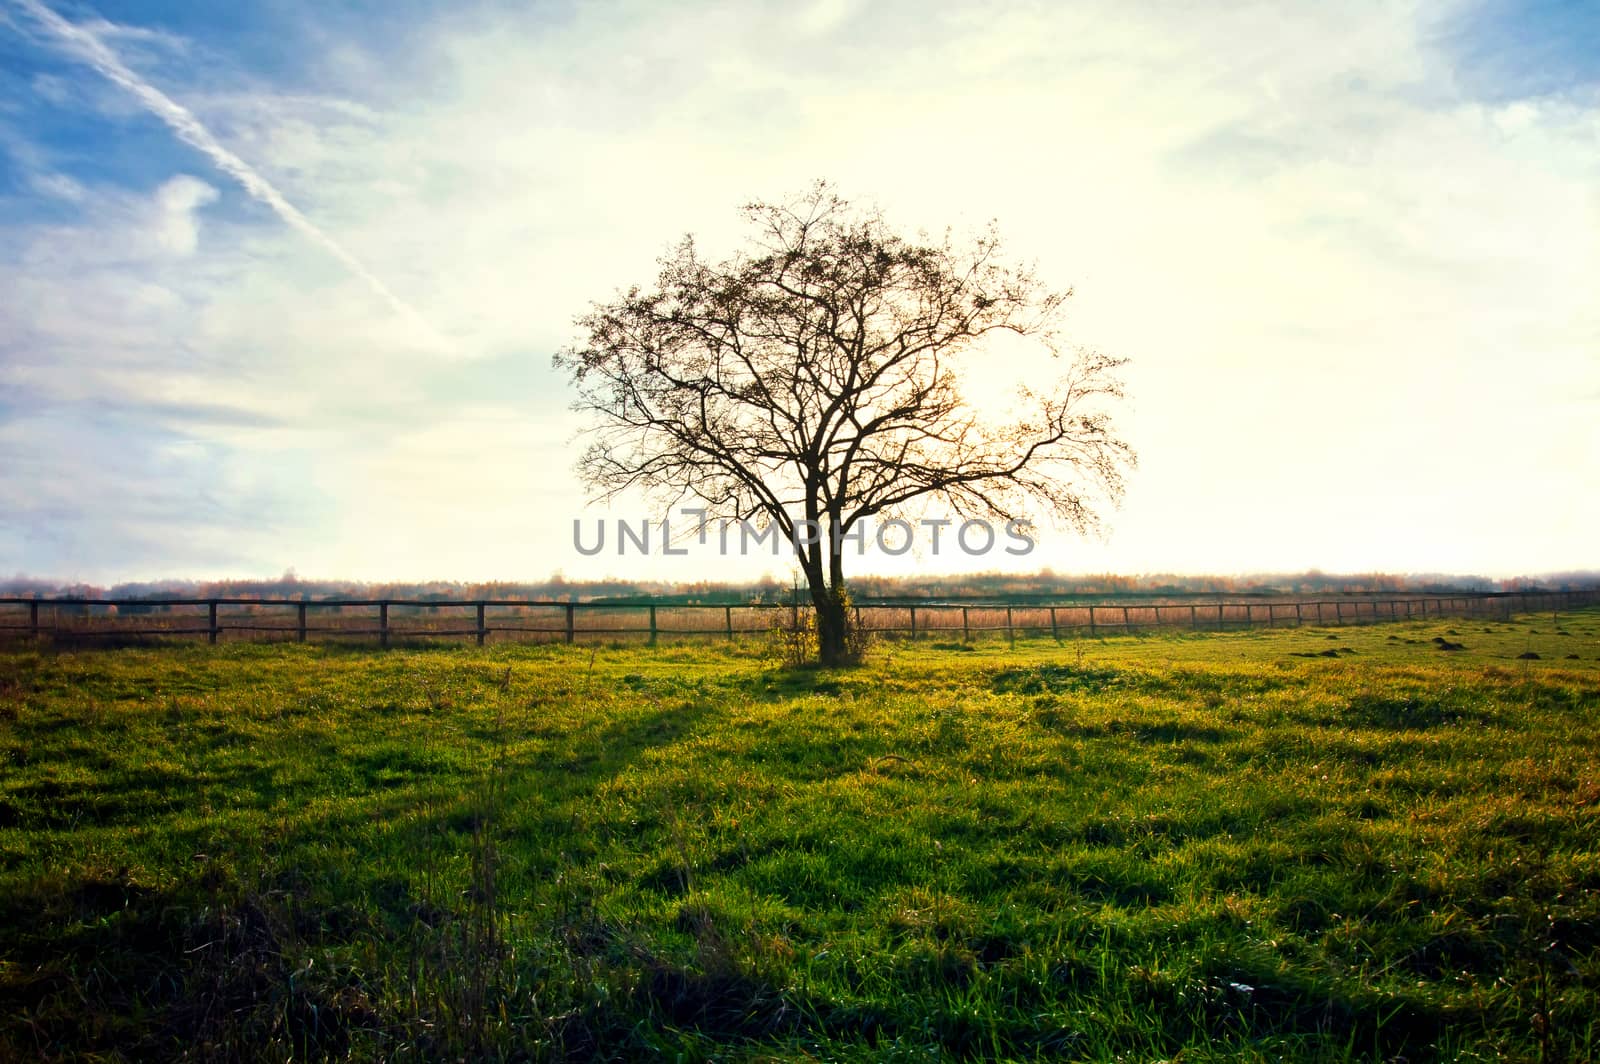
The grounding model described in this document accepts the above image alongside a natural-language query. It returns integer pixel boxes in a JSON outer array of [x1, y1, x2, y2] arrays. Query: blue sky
[[1, 0, 1597, 584], [1441, 0, 1600, 100]]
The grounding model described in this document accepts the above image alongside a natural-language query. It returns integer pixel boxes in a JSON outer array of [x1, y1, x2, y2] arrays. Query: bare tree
[[557, 183, 1134, 665]]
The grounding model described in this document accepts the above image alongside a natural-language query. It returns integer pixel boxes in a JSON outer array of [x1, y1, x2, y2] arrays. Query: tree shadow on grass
[[0, 868, 374, 1062]]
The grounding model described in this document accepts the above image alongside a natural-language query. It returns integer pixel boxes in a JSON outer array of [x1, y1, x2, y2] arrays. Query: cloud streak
[[6, 0, 448, 349]]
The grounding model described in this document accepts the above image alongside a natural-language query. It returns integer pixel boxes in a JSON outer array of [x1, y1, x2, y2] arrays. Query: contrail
[[9, 0, 448, 348]]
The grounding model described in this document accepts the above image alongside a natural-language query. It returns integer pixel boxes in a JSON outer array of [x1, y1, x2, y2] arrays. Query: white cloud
[[148, 174, 217, 254], [793, 0, 859, 37], [25, 169, 86, 201]]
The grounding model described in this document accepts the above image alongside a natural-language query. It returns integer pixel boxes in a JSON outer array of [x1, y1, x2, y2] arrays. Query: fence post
[[1190, 604, 1199, 630], [1049, 607, 1058, 641], [208, 600, 218, 645], [648, 604, 657, 645], [379, 602, 389, 648], [1088, 605, 1097, 637], [963, 606, 971, 643], [477, 603, 487, 646], [563, 603, 575, 644], [1217, 603, 1225, 630], [725, 605, 734, 641], [1006, 606, 1014, 643], [1294, 602, 1302, 626], [1334, 602, 1343, 626], [28, 600, 39, 639], [1122, 605, 1131, 632], [909, 605, 917, 640], [297, 602, 307, 643], [1245, 603, 1253, 626]]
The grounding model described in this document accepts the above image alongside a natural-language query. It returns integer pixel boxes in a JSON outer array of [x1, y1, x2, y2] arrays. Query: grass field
[[2, 611, 1598, 1061]]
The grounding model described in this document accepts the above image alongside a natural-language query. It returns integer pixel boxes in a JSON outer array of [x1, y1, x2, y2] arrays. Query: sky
[[0, 0, 1596, 586]]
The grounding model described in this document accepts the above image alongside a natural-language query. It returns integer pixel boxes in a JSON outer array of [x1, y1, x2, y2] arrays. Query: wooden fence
[[0, 590, 1595, 647]]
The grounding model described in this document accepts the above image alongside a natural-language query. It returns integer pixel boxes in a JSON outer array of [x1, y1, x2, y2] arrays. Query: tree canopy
[[557, 183, 1134, 663]]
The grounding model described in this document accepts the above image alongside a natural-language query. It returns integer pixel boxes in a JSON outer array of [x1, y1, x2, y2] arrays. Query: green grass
[[2, 611, 1598, 1061]]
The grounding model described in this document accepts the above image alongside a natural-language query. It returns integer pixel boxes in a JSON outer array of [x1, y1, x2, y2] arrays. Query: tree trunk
[[813, 586, 849, 666], [800, 516, 855, 667]]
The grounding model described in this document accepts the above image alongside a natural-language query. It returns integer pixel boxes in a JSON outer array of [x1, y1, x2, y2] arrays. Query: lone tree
[[557, 183, 1134, 665]]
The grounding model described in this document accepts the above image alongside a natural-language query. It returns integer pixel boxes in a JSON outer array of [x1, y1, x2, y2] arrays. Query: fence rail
[[1, 590, 1595, 647]]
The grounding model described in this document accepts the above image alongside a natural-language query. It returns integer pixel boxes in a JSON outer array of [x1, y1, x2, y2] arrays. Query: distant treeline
[[3, 569, 1597, 604]]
